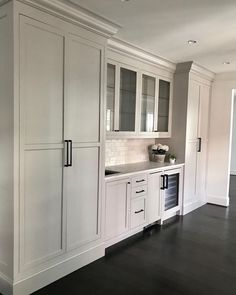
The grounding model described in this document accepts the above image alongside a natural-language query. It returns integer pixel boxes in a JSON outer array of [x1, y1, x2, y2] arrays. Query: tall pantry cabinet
[[0, 1, 118, 295], [171, 62, 214, 215]]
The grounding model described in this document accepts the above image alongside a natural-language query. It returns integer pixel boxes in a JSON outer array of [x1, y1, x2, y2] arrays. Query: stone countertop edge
[[105, 161, 185, 182]]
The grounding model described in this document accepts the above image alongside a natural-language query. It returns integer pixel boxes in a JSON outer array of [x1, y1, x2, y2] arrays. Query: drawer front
[[131, 174, 147, 187], [132, 185, 147, 199], [131, 197, 146, 229]]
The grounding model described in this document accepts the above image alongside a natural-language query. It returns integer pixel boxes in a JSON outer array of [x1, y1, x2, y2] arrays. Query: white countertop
[[105, 161, 184, 181]]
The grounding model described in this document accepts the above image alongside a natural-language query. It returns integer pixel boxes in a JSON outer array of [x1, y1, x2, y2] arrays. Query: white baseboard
[[12, 244, 105, 295], [207, 195, 229, 207], [230, 171, 236, 175], [0, 271, 13, 295], [182, 200, 205, 215], [105, 226, 145, 248]]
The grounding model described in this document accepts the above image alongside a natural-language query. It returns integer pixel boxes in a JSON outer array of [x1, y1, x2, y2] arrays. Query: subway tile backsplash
[[105, 139, 155, 166]]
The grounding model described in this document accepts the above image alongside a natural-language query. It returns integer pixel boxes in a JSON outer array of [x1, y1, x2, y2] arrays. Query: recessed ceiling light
[[188, 40, 197, 45], [222, 61, 230, 65], [121, 0, 130, 2]]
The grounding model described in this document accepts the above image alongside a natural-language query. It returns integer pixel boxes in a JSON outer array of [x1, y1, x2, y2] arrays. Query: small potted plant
[[169, 154, 176, 164], [152, 144, 169, 163]]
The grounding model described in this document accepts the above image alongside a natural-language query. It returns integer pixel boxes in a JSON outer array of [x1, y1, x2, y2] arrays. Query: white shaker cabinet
[[0, 1, 118, 294], [20, 16, 65, 268], [147, 171, 162, 224], [20, 14, 104, 268], [105, 178, 131, 240], [172, 62, 214, 215], [185, 81, 211, 211], [64, 34, 103, 251], [105, 164, 184, 247]]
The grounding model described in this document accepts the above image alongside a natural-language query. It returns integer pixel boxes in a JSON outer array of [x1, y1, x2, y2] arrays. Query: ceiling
[[68, 0, 236, 73]]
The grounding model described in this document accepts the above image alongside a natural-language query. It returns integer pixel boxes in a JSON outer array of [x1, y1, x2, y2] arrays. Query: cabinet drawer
[[132, 185, 147, 199], [130, 197, 146, 229], [131, 174, 147, 187]]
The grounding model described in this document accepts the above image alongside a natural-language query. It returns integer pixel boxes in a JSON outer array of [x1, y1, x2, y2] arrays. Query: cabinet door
[[198, 85, 210, 141], [140, 74, 157, 133], [64, 35, 103, 250], [148, 172, 162, 224], [162, 168, 183, 219], [119, 67, 137, 132], [105, 179, 130, 239], [196, 84, 211, 202], [184, 141, 198, 204], [65, 35, 103, 143], [106, 63, 116, 132], [186, 80, 200, 140], [157, 79, 171, 134], [65, 147, 100, 250], [19, 16, 64, 268]]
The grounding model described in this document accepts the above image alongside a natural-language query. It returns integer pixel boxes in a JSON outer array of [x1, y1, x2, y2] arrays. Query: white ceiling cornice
[[176, 61, 215, 82], [108, 38, 176, 73], [16, 0, 121, 37]]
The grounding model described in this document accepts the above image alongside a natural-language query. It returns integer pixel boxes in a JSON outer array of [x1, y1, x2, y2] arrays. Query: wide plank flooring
[[33, 176, 236, 295]]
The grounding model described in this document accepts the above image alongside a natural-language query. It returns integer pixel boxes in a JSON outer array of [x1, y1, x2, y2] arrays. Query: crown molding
[[16, 0, 120, 37], [175, 61, 215, 82], [108, 38, 176, 73]]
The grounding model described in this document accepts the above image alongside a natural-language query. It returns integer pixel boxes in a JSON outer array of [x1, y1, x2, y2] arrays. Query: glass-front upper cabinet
[[106, 61, 172, 138], [106, 64, 116, 132], [106, 62, 138, 135], [140, 73, 157, 133], [119, 67, 137, 132], [158, 79, 171, 133], [139, 73, 171, 137]]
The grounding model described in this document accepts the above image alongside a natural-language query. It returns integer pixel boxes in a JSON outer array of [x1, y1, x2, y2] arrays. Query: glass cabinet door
[[158, 79, 170, 132], [164, 173, 179, 211], [140, 74, 156, 132], [106, 63, 116, 132], [119, 67, 137, 132]]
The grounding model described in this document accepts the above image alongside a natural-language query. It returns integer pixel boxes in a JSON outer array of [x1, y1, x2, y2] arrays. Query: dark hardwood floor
[[33, 176, 236, 295]]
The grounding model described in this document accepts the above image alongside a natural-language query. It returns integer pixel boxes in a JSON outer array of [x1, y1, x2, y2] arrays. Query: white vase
[[169, 158, 176, 164], [153, 154, 165, 163]]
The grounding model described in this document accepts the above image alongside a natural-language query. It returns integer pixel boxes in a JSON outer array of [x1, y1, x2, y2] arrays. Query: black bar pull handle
[[197, 137, 202, 153], [165, 174, 169, 189], [135, 209, 144, 214], [136, 189, 145, 194], [136, 179, 145, 183], [69, 140, 73, 167], [64, 140, 69, 167], [161, 175, 165, 190]]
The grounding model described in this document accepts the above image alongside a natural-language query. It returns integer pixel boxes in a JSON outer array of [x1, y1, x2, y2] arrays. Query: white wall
[[230, 95, 236, 174], [207, 72, 236, 207]]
